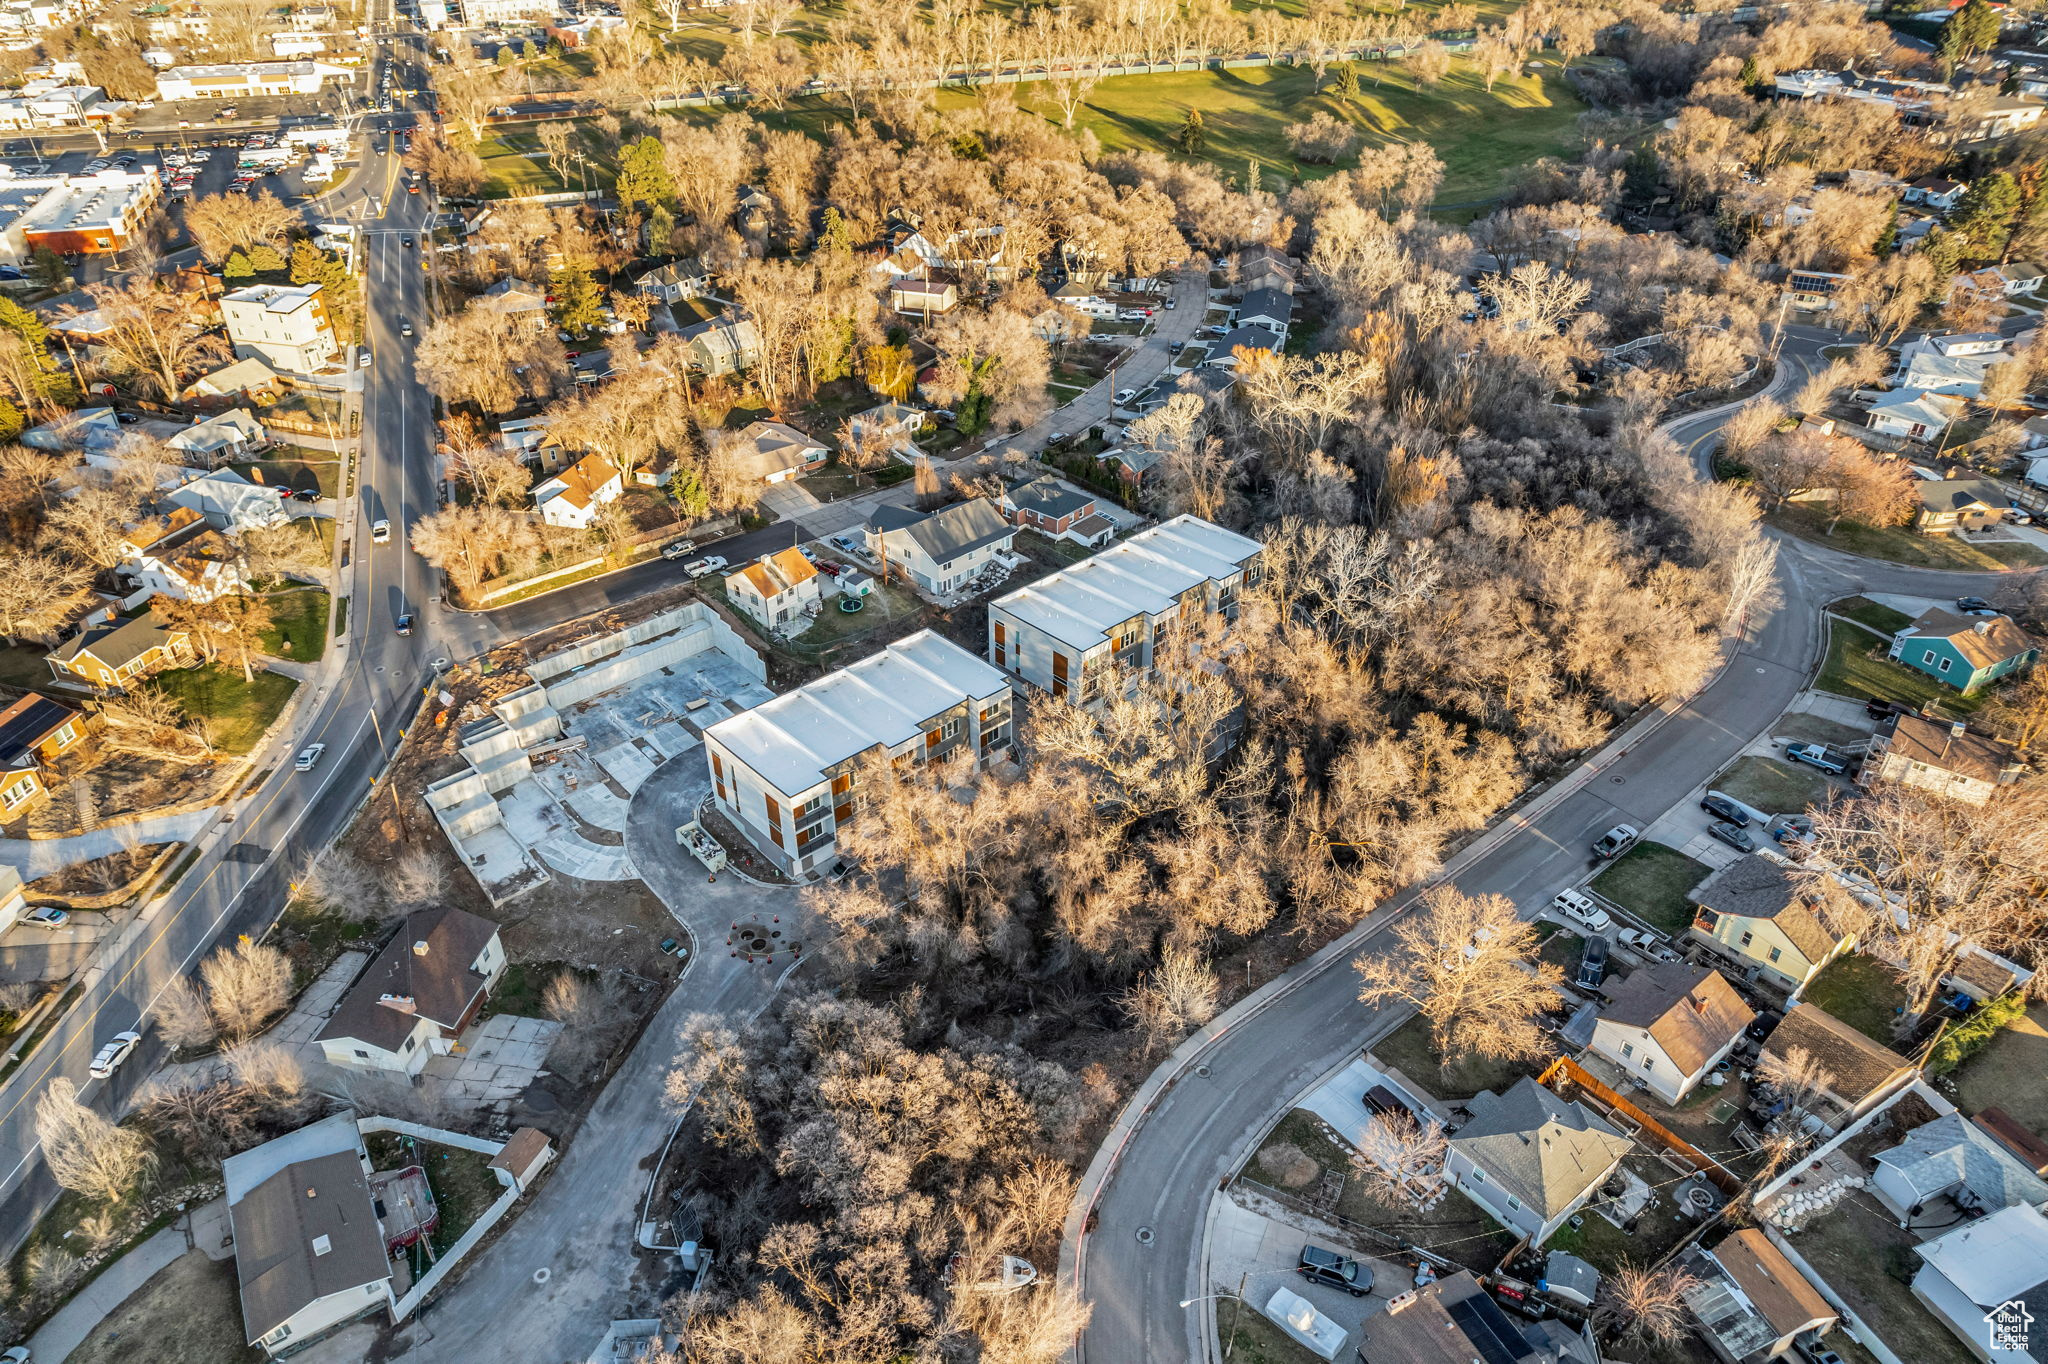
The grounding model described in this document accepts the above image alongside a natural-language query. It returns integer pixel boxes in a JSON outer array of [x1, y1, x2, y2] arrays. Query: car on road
[[1956, 596, 1994, 615], [88, 1030, 142, 1079], [1297, 1245, 1372, 1296], [1617, 928, 1681, 962], [401, 236, 413, 248], [1576, 935, 1609, 991], [1046, 431, 1069, 446], [1707, 820, 1757, 853], [371, 519, 392, 543], [682, 555, 728, 578], [1699, 791, 1749, 825], [20, 906, 68, 930], [399, 319, 413, 337], [395, 613, 414, 635], [295, 743, 326, 771], [1784, 742, 1846, 775], [660, 539, 699, 560], [1163, 296, 1176, 309], [1590, 824, 1639, 859], [2, 1343, 29, 1362], [1113, 388, 1137, 406], [1551, 888, 1611, 932]]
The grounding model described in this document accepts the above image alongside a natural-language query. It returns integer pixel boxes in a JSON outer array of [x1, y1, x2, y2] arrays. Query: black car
[[1956, 596, 1993, 614], [1700, 792, 1748, 825], [1865, 696, 1922, 720], [1707, 820, 1757, 853], [1794, 1332, 1844, 1364], [1362, 1085, 1413, 1122], [1576, 935, 1609, 991], [401, 236, 414, 248], [1298, 1245, 1372, 1297]]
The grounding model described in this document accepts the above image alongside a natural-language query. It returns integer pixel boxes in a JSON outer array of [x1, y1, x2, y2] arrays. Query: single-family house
[[1910, 1204, 2048, 1363], [0, 692, 89, 818], [1351, 1269, 1600, 1364], [1860, 713, 2024, 805], [865, 498, 1015, 596], [997, 475, 1115, 547], [1104, 444, 1166, 489], [495, 414, 571, 473], [182, 355, 280, 404], [1867, 388, 1961, 441], [635, 258, 711, 303], [1955, 261, 2048, 298], [314, 906, 506, 1075], [703, 631, 1014, 878], [728, 546, 821, 632], [1207, 326, 1280, 368], [474, 276, 549, 330], [989, 515, 1263, 704], [47, 611, 194, 690], [1898, 346, 2002, 399], [1686, 854, 1855, 993], [167, 468, 290, 533], [731, 420, 828, 484], [1680, 1228, 1839, 1364], [2024, 416, 2048, 453], [167, 408, 266, 465], [224, 1112, 396, 1357], [1889, 609, 2039, 693], [1587, 962, 1755, 1106], [846, 402, 925, 447], [1049, 277, 1114, 318], [533, 452, 622, 529], [1872, 1112, 2048, 1224], [22, 404, 120, 454], [1906, 176, 1968, 211], [1442, 1077, 1633, 1244], [1236, 247, 1297, 296], [127, 521, 246, 604], [889, 272, 959, 317], [1760, 1004, 1918, 1133], [1236, 286, 1293, 337], [681, 315, 760, 376], [1916, 478, 2011, 532], [1926, 331, 2009, 358]]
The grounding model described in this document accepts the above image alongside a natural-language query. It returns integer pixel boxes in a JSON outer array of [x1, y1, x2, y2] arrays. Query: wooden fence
[[1536, 1056, 1742, 1196]]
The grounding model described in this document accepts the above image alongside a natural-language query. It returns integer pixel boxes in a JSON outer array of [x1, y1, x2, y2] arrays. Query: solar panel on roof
[[1449, 1294, 1536, 1364]]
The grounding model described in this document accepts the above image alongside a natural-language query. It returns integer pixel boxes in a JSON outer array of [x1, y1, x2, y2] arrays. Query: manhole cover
[[532, 1267, 551, 1284], [1610, 775, 1625, 784], [1195, 1064, 1212, 1079], [1135, 1226, 1154, 1245]]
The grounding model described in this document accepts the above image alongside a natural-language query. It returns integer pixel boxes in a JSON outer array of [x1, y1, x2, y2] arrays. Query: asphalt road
[[1067, 325, 2037, 1363]]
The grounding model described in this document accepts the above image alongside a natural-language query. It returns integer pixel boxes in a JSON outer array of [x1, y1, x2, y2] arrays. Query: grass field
[[1711, 755, 1833, 815], [1802, 954, 1910, 1046], [69, 1249, 260, 1364], [476, 132, 579, 198], [1590, 841, 1711, 936], [229, 456, 340, 500], [1369, 1012, 1543, 1100], [257, 589, 331, 663], [1816, 619, 1986, 715], [1792, 1200, 1977, 1364], [1953, 1003, 2048, 1134], [1830, 594, 1914, 637], [152, 665, 297, 754], [1771, 507, 2048, 571]]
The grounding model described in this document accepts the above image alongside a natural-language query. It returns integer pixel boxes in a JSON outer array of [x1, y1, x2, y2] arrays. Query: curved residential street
[[1062, 324, 2041, 1363]]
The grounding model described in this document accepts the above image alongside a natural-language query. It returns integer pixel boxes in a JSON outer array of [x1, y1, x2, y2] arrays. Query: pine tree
[[223, 250, 254, 279], [1738, 56, 1761, 92], [1939, 0, 2000, 71], [248, 243, 286, 273], [495, 44, 515, 66], [1177, 108, 1206, 155], [1953, 172, 2021, 259], [1874, 198, 1901, 259], [1333, 64, 1361, 100], [669, 464, 709, 517], [614, 136, 674, 211], [549, 260, 606, 337]]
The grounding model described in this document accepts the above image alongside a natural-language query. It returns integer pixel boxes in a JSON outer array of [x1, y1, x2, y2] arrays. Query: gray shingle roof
[[48, 611, 185, 674], [868, 497, 1012, 567], [1687, 855, 1841, 965], [1448, 1078, 1633, 1217], [224, 1120, 390, 1346], [1006, 475, 1094, 521], [1238, 286, 1293, 323], [1877, 1111, 2048, 1213]]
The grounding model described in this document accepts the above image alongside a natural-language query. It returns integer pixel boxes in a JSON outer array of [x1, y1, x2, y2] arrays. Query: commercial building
[[222, 282, 340, 375], [155, 61, 352, 101], [986, 514, 1262, 704], [703, 631, 1013, 878], [0, 171, 160, 259]]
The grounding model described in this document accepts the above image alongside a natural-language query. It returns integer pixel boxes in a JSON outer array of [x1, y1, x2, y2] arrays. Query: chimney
[[311, 1234, 332, 1256], [413, 939, 430, 956], [1384, 1291, 1418, 1315], [1977, 620, 1993, 635]]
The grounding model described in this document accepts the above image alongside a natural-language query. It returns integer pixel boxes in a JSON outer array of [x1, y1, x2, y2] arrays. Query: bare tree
[[96, 685, 214, 761], [1756, 1043, 1837, 1129], [75, 276, 227, 402], [0, 550, 93, 644], [200, 940, 291, 1043], [386, 847, 450, 908], [35, 1078, 155, 1204], [1349, 1110, 1448, 1205], [543, 969, 599, 1027], [1597, 1263, 1703, 1346], [1354, 886, 1564, 1063], [414, 302, 570, 414], [223, 1039, 311, 1122], [1118, 946, 1220, 1055], [299, 846, 383, 921], [154, 973, 217, 1050], [184, 191, 297, 266]]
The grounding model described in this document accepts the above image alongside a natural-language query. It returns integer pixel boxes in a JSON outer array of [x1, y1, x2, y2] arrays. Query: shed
[[488, 1127, 553, 1194]]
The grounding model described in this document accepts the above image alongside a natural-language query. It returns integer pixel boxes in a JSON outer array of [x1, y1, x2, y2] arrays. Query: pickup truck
[[1784, 742, 1847, 775], [682, 555, 728, 579]]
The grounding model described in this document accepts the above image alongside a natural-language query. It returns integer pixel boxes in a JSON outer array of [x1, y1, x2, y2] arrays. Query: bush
[[1284, 112, 1361, 165], [1928, 991, 2027, 1075]]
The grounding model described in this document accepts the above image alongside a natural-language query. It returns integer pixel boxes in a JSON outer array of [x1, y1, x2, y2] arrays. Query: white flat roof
[[991, 515, 1262, 652], [705, 630, 1008, 797]]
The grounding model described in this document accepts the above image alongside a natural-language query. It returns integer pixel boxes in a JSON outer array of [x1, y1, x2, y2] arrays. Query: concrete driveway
[[1206, 1189, 1406, 1349]]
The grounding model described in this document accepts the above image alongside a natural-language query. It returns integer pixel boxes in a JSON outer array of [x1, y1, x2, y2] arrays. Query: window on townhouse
[[1739, 931, 1753, 947], [1620, 1042, 1634, 1058], [942, 718, 961, 741]]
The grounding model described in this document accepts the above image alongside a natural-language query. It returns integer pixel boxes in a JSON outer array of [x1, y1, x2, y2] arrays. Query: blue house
[[1889, 609, 2040, 693]]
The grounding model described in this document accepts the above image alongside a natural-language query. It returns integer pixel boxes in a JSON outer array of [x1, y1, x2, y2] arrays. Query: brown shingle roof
[[1762, 1003, 1913, 1104], [230, 1149, 389, 1343], [1712, 1228, 1837, 1338], [316, 907, 498, 1054], [1601, 963, 1754, 1077], [1880, 714, 2020, 785], [1903, 608, 2039, 672]]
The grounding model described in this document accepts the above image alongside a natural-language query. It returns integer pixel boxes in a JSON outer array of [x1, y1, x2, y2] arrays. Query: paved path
[[0, 813, 216, 880], [1007, 270, 1209, 457], [27, 1196, 233, 1361]]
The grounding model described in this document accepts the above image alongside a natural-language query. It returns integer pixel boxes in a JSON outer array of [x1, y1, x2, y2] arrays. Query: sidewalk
[[0, 811, 215, 878], [26, 1197, 233, 1361]]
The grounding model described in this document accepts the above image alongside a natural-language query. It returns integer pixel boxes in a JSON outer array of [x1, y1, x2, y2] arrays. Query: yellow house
[[1686, 854, 1854, 994]]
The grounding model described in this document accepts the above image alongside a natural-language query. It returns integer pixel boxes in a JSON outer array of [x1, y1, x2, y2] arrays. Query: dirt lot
[[25, 843, 174, 903], [68, 1248, 261, 1364]]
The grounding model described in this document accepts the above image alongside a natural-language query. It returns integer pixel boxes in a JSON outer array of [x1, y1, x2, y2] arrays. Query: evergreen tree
[[1953, 171, 2021, 259], [1621, 146, 1661, 209], [1738, 56, 1761, 92], [1333, 64, 1362, 100], [1246, 157, 1260, 195], [668, 464, 709, 518], [1177, 108, 1206, 155], [1874, 197, 1901, 259], [495, 44, 515, 66], [646, 204, 676, 256], [28, 248, 64, 291], [248, 243, 286, 273], [0, 296, 50, 352], [549, 260, 606, 336], [223, 250, 255, 279], [0, 396, 22, 443], [614, 136, 674, 211], [1939, 0, 2000, 70], [821, 206, 854, 260]]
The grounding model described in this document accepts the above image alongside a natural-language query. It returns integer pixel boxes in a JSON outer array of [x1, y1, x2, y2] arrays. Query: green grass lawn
[[1369, 1012, 1544, 1101], [982, 61, 1586, 205], [229, 457, 340, 499], [1831, 594, 1914, 636], [475, 133, 580, 198], [0, 643, 53, 690], [1952, 1003, 2048, 1134], [1792, 1200, 1977, 1364], [151, 665, 297, 755], [1214, 1298, 1325, 1364], [1711, 755, 1833, 815], [1802, 954, 1911, 1046], [1770, 507, 2048, 571], [1590, 842, 1712, 936], [1816, 619, 1985, 716], [257, 589, 330, 663]]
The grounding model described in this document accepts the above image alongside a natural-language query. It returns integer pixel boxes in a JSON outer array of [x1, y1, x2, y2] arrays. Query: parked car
[[88, 1030, 141, 1079], [1550, 888, 1612, 932], [1617, 928, 1680, 962], [20, 906, 68, 930], [401, 236, 413, 248], [816, 561, 842, 576], [1784, 742, 1847, 775], [831, 534, 861, 554], [1770, 814, 1816, 845], [2005, 507, 2033, 525], [1956, 595, 1994, 615], [1707, 820, 1757, 852], [294, 743, 326, 772], [371, 518, 392, 543], [1590, 824, 1639, 860], [1699, 791, 1749, 825], [682, 556, 728, 578], [1113, 388, 1137, 406], [1864, 696, 1921, 720], [1793, 1333, 1844, 1364], [661, 539, 699, 560], [359, 350, 373, 368], [1361, 1084, 1412, 1122], [1297, 1245, 1372, 1297], [1046, 431, 1070, 446], [2, 1344, 30, 1362], [1576, 935, 1610, 991], [291, 488, 320, 501]]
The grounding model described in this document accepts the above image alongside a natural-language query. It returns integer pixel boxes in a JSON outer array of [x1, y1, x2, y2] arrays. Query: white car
[[294, 743, 326, 772], [1617, 928, 1681, 963], [1114, 388, 1137, 406], [682, 555, 728, 579], [371, 518, 391, 543], [1550, 888, 1612, 933], [88, 1030, 142, 1079], [20, 906, 68, 930]]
